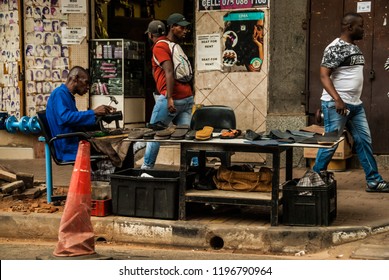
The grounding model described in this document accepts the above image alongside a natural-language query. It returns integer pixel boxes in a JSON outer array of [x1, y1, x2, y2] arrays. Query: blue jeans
[[141, 95, 194, 169], [313, 101, 383, 186]]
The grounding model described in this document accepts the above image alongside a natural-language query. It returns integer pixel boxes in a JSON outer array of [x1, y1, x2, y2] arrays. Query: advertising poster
[[222, 10, 265, 72]]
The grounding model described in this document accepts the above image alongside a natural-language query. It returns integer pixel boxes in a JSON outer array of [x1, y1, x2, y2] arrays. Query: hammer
[[107, 96, 118, 106]]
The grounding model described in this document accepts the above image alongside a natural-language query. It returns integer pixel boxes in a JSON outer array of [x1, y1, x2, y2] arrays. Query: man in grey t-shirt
[[313, 13, 388, 192]]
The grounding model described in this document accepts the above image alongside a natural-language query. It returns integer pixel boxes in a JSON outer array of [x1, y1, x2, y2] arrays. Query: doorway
[[308, 0, 389, 154], [93, 0, 195, 123]]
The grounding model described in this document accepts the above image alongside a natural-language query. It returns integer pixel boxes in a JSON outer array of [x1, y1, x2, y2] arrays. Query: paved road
[[1, 232, 389, 260], [0, 239, 283, 260]]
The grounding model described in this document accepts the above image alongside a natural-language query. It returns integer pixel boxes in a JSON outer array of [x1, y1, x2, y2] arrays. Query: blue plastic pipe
[[39, 136, 53, 203]]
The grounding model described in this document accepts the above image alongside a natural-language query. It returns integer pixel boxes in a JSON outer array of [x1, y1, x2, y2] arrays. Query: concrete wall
[[193, 5, 270, 164], [268, 0, 308, 115], [266, 0, 308, 166]]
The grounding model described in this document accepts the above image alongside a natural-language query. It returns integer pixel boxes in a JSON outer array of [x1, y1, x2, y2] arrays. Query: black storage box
[[110, 169, 183, 220], [282, 179, 337, 226]]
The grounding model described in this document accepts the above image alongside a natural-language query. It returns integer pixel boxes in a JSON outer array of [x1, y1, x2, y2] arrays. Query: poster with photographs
[[0, 0, 21, 118], [24, 0, 69, 116]]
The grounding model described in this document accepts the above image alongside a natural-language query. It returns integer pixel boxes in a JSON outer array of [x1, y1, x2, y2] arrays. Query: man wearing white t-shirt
[[313, 13, 388, 192]]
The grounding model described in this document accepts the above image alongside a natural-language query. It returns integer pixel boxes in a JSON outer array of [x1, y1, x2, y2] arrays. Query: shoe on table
[[195, 126, 214, 141], [366, 181, 389, 193]]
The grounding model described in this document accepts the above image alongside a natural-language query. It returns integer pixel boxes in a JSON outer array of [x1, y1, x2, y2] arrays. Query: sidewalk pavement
[[0, 159, 388, 255]]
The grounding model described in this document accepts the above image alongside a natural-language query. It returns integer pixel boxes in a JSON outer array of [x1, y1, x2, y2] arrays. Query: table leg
[[285, 147, 293, 180], [271, 151, 280, 226], [178, 145, 187, 220]]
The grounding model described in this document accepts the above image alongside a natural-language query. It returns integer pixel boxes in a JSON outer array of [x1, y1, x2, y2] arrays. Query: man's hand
[[335, 99, 349, 116], [94, 105, 116, 116], [167, 97, 176, 113]]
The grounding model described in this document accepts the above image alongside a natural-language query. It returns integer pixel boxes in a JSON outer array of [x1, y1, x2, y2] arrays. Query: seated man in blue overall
[[46, 66, 114, 162]]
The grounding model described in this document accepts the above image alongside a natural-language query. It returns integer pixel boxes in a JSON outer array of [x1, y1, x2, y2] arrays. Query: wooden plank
[[185, 189, 277, 200], [1, 180, 25, 194], [0, 170, 17, 183], [16, 172, 34, 189]]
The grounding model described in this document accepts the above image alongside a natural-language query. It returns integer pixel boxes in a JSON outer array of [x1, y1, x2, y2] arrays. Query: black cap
[[167, 13, 190, 27], [145, 20, 166, 36]]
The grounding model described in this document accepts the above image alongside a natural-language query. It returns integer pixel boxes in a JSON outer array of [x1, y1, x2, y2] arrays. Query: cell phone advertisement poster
[[222, 11, 264, 72]]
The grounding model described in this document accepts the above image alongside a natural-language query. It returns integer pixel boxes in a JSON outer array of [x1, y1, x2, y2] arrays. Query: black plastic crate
[[110, 169, 183, 220], [282, 179, 337, 226]]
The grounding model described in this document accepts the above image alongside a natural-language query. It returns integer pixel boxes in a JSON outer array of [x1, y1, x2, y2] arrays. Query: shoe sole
[[365, 187, 389, 193]]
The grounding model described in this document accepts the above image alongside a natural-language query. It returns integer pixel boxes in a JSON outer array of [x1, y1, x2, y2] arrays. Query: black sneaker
[[366, 181, 389, 193]]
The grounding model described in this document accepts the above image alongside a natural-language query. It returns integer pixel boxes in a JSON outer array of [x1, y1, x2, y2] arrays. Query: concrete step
[[0, 147, 34, 160]]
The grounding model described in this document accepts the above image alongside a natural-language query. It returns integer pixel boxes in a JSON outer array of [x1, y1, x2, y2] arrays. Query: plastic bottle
[[95, 42, 102, 58]]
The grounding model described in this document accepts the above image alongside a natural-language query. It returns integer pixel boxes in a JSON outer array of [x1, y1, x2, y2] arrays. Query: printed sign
[[62, 27, 87, 45], [357, 1, 371, 13], [199, 0, 268, 11], [61, 0, 87, 13], [196, 34, 221, 71]]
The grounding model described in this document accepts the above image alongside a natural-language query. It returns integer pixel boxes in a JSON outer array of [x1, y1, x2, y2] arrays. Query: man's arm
[[56, 100, 113, 127], [161, 60, 176, 113], [320, 66, 348, 116]]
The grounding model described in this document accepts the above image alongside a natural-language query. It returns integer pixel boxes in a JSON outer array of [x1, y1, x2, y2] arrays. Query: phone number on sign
[[201, 0, 268, 7]]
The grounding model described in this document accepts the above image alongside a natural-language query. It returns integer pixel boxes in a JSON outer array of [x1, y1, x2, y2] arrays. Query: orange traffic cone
[[53, 140, 96, 257]]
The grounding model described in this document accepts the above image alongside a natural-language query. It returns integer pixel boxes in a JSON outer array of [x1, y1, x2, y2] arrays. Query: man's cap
[[145, 20, 166, 36], [167, 13, 190, 27]]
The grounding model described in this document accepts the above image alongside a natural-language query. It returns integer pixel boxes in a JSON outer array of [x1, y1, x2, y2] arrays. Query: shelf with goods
[[90, 39, 146, 128]]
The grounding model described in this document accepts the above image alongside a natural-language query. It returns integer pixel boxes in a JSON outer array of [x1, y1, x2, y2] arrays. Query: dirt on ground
[[0, 189, 66, 214]]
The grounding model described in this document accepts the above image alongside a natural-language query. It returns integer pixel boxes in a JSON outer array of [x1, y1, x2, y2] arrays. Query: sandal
[[154, 125, 176, 140], [170, 125, 189, 140], [220, 129, 241, 139], [195, 126, 214, 141]]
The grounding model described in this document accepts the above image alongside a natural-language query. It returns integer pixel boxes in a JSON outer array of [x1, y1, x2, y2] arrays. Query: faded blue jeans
[[141, 94, 194, 169], [313, 100, 383, 186]]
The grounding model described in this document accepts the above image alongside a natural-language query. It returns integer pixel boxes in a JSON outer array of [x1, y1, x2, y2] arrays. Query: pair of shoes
[[154, 126, 176, 140], [366, 181, 389, 193], [220, 129, 241, 139], [143, 130, 157, 139], [195, 126, 214, 141], [127, 128, 152, 140], [244, 129, 262, 141], [170, 125, 189, 140]]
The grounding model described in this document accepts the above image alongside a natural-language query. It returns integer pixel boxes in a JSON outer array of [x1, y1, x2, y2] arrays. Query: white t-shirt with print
[[321, 38, 364, 105]]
